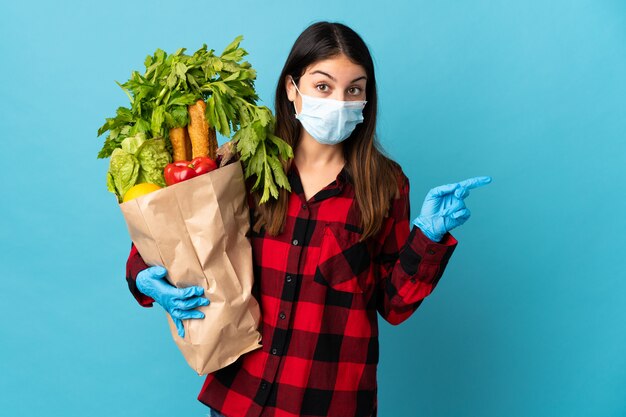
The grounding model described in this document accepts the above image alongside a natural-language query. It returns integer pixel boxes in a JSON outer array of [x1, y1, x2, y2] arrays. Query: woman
[[126, 21, 491, 417]]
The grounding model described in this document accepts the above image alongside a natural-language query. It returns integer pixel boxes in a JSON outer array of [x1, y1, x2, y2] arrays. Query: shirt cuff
[[399, 226, 458, 275], [126, 277, 155, 307], [126, 245, 155, 307]]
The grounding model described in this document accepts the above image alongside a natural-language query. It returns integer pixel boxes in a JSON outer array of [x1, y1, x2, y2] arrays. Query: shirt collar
[[287, 162, 350, 202]]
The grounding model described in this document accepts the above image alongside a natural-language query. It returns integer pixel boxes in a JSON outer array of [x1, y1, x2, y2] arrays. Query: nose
[[332, 91, 344, 101], [330, 90, 349, 101]]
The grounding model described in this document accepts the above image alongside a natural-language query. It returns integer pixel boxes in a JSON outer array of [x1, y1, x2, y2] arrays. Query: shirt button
[[286, 275, 292, 283], [427, 249, 436, 255], [292, 239, 299, 246], [302, 204, 307, 210], [279, 312, 286, 320], [260, 382, 267, 390], [271, 348, 278, 355]]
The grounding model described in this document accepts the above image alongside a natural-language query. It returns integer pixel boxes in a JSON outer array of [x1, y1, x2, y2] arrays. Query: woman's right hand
[[136, 266, 210, 338]]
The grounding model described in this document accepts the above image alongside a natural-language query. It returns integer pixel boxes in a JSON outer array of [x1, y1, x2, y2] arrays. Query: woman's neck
[[293, 133, 345, 169]]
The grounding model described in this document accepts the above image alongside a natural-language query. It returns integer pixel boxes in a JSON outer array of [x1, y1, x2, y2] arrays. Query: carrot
[[187, 99, 218, 160], [169, 126, 190, 162], [207, 125, 217, 161], [185, 131, 193, 161], [188, 100, 210, 159]]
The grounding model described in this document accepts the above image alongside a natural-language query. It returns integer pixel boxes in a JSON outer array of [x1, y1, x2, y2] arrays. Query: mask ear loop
[[290, 77, 301, 116]]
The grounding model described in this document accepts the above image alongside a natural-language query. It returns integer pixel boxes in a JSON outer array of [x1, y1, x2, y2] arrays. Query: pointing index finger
[[457, 176, 492, 190]]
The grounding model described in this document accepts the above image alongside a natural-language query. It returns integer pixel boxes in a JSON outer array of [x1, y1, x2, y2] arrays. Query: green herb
[[97, 36, 292, 203]]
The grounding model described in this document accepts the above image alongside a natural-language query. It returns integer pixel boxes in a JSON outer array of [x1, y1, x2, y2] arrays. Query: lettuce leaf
[[121, 133, 146, 154], [136, 138, 171, 187], [108, 148, 140, 202]]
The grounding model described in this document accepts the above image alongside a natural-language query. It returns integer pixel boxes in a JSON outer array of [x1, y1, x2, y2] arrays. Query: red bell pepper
[[164, 157, 218, 186], [190, 156, 217, 176]]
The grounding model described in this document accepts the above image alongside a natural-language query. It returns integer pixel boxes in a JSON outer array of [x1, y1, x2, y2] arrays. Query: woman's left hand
[[412, 176, 492, 242]]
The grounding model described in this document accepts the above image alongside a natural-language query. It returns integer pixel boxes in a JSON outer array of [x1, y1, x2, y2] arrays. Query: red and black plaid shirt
[[126, 162, 458, 417]]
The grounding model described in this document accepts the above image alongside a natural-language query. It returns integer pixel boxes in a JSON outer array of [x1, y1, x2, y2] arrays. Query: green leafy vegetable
[[136, 139, 171, 188], [97, 36, 292, 204], [108, 148, 140, 201], [121, 132, 146, 154], [106, 135, 171, 201]]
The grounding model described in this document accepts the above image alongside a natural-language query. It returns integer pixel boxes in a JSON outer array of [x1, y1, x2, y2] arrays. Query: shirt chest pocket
[[314, 223, 372, 294]]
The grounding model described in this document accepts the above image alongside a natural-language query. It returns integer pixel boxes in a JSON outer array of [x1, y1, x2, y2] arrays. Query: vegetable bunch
[[98, 36, 293, 203]]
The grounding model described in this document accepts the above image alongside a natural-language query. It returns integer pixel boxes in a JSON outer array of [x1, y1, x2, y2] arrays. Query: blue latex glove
[[412, 176, 492, 242], [136, 266, 210, 338]]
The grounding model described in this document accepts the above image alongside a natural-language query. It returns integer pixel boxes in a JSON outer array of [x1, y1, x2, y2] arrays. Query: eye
[[316, 83, 330, 92], [348, 86, 363, 96]]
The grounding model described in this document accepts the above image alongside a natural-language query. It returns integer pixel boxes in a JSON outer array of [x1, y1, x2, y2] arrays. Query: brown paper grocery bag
[[119, 160, 262, 375]]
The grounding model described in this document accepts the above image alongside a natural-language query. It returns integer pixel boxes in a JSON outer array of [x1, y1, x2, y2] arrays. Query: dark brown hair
[[248, 21, 402, 241]]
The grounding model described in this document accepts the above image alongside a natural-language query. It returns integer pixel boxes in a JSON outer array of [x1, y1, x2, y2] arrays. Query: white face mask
[[291, 78, 367, 145]]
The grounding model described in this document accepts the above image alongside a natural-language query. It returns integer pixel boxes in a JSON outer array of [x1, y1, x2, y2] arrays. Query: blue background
[[1, 0, 625, 416]]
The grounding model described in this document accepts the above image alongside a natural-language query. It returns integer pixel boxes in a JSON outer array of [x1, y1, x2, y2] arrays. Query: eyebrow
[[309, 70, 367, 83]]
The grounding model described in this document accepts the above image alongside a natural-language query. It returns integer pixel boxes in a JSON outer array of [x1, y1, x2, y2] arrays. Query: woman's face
[[286, 53, 367, 114]]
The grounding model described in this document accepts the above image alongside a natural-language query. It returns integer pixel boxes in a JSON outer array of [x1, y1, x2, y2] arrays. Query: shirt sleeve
[[373, 172, 458, 325], [125, 243, 156, 307]]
